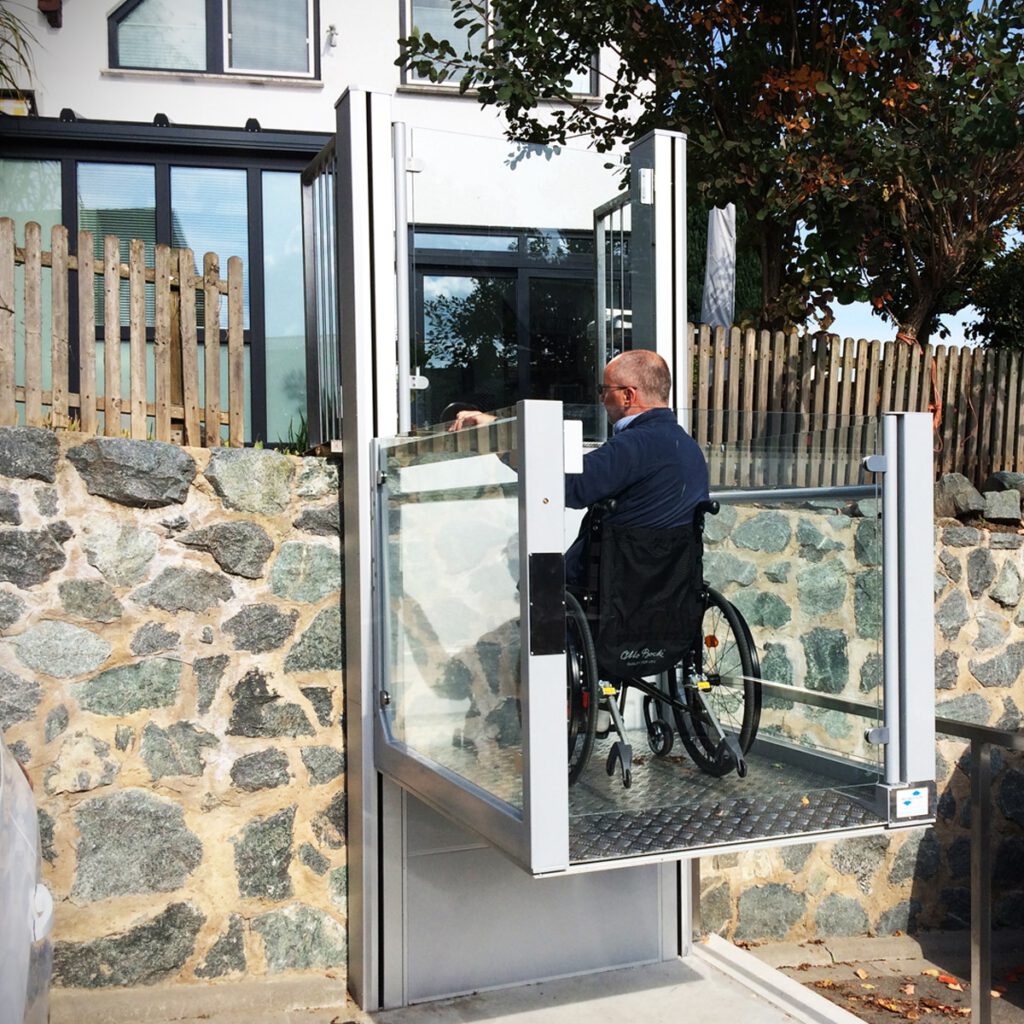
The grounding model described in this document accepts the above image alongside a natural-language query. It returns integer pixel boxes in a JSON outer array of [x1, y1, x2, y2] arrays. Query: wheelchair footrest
[[715, 734, 746, 777], [606, 740, 633, 788]]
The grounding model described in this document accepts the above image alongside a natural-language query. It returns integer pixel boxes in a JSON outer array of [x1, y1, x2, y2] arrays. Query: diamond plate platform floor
[[568, 730, 885, 863]]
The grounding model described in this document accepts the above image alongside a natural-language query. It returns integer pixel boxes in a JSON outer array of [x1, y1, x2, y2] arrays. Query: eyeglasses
[[597, 384, 633, 396]]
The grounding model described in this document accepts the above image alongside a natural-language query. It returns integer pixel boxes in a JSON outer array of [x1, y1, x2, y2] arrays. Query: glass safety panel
[[380, 414, 522, 807], [566, 409, 891, 866], [375, 402, 570, 873]]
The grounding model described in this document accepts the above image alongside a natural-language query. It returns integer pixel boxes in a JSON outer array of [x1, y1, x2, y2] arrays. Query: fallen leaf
[[937, 974, 959, 984], [860, 983, 876, 990], [855, 968, 870, 979], [946, 982, 964, 992], [902, 983, 916, 995], [796, 963, 811, 971], [991, 989, 1003, 998], [801, 795, 810, 806], [815, 979, 837, 989], [923, 969, 941, 977]]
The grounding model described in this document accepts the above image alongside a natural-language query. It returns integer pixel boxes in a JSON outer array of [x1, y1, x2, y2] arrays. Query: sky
[[828, 302, 977, 348]]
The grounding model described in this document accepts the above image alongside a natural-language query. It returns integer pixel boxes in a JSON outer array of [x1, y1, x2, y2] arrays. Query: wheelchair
[[566, 500, 762, 788]]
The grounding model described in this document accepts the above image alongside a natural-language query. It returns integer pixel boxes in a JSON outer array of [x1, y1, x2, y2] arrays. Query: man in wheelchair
[[562, 350, 761, 788], [449, 351, 761, 789]]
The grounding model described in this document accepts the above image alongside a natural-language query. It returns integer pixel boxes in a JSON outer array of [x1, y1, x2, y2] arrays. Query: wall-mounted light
[[326, 24, 338, 47]]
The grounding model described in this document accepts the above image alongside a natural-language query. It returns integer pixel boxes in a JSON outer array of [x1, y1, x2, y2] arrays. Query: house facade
[[2, 0, 620, 443]]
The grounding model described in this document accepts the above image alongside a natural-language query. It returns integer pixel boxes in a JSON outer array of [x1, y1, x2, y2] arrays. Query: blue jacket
[[565, 407, 709, 583]]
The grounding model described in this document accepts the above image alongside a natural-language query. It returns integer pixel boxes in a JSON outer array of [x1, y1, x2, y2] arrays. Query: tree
[[807, 2, 1024, 343], [965, 245, 1024, 349], [0, 1, 35, 94], [398, 1, 1024, 343]]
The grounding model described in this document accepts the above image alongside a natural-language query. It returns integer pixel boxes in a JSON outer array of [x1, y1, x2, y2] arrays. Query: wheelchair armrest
[[695, 499, 720, 518]]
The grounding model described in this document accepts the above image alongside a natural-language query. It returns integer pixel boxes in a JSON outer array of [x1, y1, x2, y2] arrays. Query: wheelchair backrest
[[584, 513, 705, 678]]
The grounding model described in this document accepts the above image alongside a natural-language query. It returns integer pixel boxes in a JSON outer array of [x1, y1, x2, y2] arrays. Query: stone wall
[[0, 428, 345, 989], [3, 424, 1022, 986], [700, 497, 1024, 942]]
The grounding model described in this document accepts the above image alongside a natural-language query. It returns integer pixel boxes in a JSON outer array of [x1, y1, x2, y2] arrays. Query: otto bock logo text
[[621, 648, 666, 663]]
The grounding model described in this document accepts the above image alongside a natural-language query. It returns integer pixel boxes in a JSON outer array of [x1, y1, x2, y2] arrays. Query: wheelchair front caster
[[643, 696, 674, 757], [606, 740, 633, 788]]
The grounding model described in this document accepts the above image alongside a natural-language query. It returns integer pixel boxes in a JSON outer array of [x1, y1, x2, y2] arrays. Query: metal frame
[[301, 138, 340, 449], [627, 130, 688, 419], [936, 717, 1024, 1024], [336, 88, 399, 1010], [880, 412, 936, 790]]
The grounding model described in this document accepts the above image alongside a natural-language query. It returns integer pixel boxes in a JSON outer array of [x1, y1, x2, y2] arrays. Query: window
[[404, 0, 596, 94], [410, 228, 598, 427], [0, 117, 329, 445], [109, 0, 317, 78]]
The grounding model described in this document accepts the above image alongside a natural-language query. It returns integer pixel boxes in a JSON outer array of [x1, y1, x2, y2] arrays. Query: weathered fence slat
[[24, 221, 43, 427], [227, 256, 245, 448], [129, 239, 147, 438], [50, 226, 69, 430], [992, 349, 1008, 482], [695, 324, 711, 452], [103, 235, 122, 437], [977, 349, 994, 484], [154, 244, 173, 442], [1009, 350, 1023, 473], [940, 346, 958, 477], [179, 249, 201, 446], [77, 230, 97, 435], [0, 219, 15, 426], [204, 252, 222, 447], [966, 349, 985, 483], [711, 326, 727, 487], [838, 337, 856, 486]]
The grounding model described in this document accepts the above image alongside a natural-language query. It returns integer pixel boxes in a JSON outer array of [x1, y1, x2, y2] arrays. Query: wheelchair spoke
[[672, 588, 761, 777]]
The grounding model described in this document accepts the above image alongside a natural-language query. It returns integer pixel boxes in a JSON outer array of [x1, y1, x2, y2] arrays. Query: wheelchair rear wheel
[[671, 588, 761, 777], [566, 592, 598, 784]]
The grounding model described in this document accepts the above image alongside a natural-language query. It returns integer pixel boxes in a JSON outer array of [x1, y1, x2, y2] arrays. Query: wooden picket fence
[[689, 324, 1023, 490], [0, 218, 245, 446]]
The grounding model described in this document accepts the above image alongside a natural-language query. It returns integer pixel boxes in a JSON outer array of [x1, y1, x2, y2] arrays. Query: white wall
[[18, 0, 595, 142]]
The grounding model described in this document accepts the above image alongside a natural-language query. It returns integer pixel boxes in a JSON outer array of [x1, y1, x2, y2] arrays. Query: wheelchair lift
[[327, 89, 936, 1011]]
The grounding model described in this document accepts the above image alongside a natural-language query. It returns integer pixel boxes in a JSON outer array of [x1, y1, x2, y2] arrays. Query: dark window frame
[[409, 225, 597, 422], [399, 0, 598, 96], [108, 0, 320, 80]]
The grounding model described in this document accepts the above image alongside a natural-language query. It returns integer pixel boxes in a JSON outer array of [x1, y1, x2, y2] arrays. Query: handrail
[[934, 716, 1024, 1024], [712, 484, 877, 503]]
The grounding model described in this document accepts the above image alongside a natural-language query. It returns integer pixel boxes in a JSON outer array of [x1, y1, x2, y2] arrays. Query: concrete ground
[[50, 932, 1024, 1024], [751, 931, 1024, 1024], [51, 936, 859, 1024]]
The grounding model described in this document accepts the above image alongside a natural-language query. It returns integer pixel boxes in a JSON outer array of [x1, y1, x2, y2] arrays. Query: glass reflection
[[382, 417, 523, 810]]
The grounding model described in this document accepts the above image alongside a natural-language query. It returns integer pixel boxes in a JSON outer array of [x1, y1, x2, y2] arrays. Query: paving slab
[[749, 932, 1024, 1024], [50, 941, 862, 1024]]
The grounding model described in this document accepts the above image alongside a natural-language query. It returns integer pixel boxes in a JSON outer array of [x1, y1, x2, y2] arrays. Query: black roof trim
[[0, 114, 331, 157]]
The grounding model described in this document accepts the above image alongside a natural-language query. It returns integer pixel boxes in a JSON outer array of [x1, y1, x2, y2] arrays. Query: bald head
[[605, 350, 672, 406]]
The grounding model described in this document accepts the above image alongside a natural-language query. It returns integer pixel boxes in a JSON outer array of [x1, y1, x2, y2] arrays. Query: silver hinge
[[863, 454, 887, 474], [865, 726, 890, 745], [379, 690, 391, 708]]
